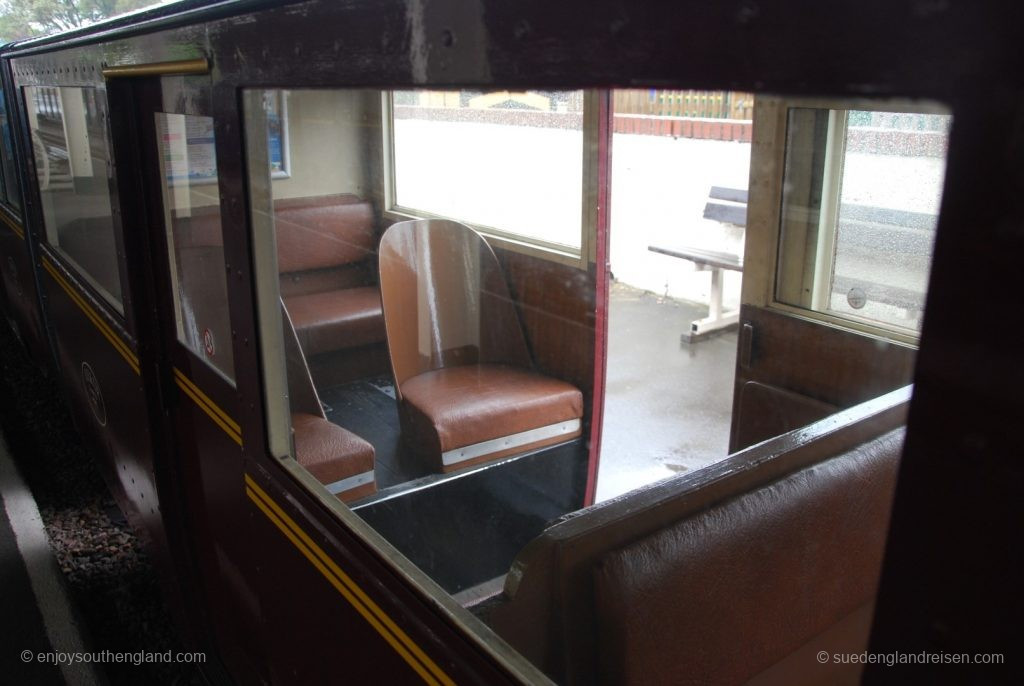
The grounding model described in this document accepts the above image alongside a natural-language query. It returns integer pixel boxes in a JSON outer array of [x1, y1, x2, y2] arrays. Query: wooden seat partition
[[479, 386, 910, 685]]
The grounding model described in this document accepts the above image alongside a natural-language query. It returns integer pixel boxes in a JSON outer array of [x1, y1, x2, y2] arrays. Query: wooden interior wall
[[730, 305, 917, 451], [498, 250, 596, 404]]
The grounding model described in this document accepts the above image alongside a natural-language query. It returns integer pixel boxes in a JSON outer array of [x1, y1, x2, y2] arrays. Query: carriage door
[[128, 74, 264, 680], [730, 97, 949, 450]]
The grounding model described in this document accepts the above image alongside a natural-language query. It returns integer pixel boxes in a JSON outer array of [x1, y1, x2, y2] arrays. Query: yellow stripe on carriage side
[[0, 212, 24, 239], [244, 475, 454, 686], [173, 370, 242, 446], [243, 486, 442, 686], [172, 368, 241, 437], [41, 255, 241, 446], [41, 257, 140, 375]]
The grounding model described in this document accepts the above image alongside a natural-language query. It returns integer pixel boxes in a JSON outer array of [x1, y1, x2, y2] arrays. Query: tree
[[0, 0, 159, 42], [0, 2, 35, 42]]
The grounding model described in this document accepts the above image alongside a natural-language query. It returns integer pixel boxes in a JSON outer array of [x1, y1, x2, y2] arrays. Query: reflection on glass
[[154, 112, 234, 381], [0, 89, 20, 209], [26, 86, 123, 310], [265, 91, 289, 177], [777, 107, 949, 332], [392, 90, 584, 249]]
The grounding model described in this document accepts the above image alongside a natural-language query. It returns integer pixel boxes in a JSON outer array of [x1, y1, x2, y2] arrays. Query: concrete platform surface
[[596, 283, 738, 502]]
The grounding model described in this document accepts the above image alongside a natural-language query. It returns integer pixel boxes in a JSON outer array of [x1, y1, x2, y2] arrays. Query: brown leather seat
[[378, 219, 583, 472], [274, 196, 376, 272], [282, 300, 377, 502], [401, 364, 583, 467], [283, 286, 385, 357], [291, 413, 376, 501], [481, 390, 910, 685], [593, 427, 903, 685], [273, 194, 388, 384]]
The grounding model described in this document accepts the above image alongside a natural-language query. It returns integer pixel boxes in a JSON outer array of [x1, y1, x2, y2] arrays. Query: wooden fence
[[613, 90, 754, 120]]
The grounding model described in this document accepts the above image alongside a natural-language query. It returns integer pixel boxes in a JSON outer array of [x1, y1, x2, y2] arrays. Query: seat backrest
[[593, 427, 902, 685], [273, 194, 376, 275], [482, 387, 910, 685], [377, 219, 532, 396]]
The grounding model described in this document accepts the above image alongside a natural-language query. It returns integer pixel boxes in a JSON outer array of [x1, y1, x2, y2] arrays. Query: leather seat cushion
[[291, 413, 374, 485], [400, 363, 583, 453], [284, 286, 385, 356]]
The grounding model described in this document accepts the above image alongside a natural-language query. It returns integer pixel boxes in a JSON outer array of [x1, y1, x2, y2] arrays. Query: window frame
[[380, 89, 599, 270], [744, 95, 950, 347]]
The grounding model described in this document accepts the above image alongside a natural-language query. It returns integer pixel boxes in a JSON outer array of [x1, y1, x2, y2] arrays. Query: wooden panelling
[[730, 305, 917, 451], [499, 250, 596, 400]]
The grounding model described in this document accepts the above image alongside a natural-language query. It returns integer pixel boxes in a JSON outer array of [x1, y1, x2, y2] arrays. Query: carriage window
[[0, 89, 19, 211], [775, 107, 950, 334], [25, 86, 124, 311], [154, 112, 235, 381], [243, 87, 935, 682], [388, 90, 587, 258], [245, 87, 591, 597]]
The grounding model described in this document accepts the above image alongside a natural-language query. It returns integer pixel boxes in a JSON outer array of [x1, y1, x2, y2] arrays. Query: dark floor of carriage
[[317, 376, 425, 489], [317, 377, 588, 595]]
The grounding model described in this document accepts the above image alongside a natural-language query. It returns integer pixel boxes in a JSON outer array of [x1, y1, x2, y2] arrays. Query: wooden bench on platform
[[648, 186, 747, 342]]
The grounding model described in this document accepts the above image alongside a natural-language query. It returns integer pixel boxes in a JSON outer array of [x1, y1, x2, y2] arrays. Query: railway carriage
[[0, 0, 1017, 684]]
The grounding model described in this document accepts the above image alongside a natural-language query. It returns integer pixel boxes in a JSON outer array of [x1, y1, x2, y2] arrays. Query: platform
[[596, 283, 737, 501], [0, 434, 101, 686]]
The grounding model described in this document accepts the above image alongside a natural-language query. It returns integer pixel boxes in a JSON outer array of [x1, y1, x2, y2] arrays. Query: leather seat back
[[378, 219, 532, 397], [594, 427, 903, 685], [482, 389, 910, 685], [274, 194, 376, 274]]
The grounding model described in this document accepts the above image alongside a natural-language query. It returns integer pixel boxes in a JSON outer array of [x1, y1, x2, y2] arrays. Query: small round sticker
[[847, 287, 867, 310], [81, 362, 107, 427], [203, 328, 215, 357]]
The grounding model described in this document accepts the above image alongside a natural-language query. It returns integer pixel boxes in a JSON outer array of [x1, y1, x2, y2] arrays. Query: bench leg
[[709, 266, 723, 321], [685, 267, 739, 342]]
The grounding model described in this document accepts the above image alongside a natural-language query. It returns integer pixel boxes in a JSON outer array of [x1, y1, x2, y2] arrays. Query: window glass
[[776, 107, 949, 332], [0, 89, 17, 210], [154, 112, 234, 381], [391, 90, 584, 251], [244, 87, 590, 598], [26, 86, 124, 310]]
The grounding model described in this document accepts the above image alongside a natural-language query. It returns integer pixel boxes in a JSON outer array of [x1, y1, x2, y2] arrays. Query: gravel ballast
[[0, 321, 207, 686]]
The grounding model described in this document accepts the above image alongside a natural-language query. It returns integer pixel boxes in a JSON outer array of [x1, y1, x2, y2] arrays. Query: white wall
[[271, 90, 380, 201]]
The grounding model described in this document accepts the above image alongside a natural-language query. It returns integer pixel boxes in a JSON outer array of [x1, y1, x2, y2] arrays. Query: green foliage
[[0, 0, 159, 42], [0, 2, 36, 42]]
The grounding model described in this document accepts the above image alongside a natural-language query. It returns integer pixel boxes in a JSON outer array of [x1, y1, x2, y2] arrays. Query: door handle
[[739, 322, 754, 370]]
